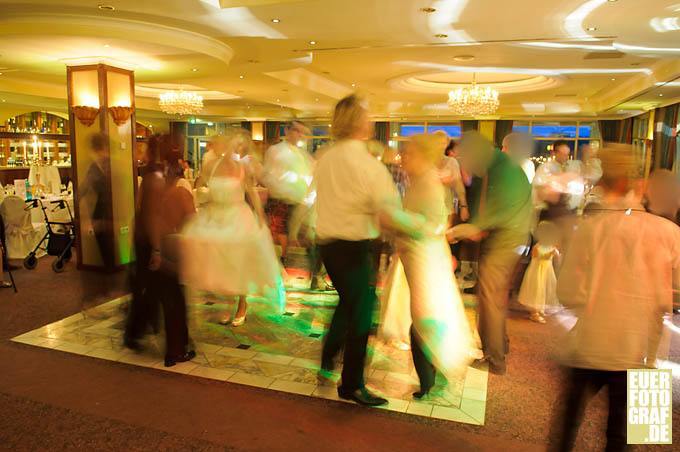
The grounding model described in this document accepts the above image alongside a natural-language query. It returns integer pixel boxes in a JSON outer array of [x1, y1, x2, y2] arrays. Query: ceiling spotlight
[[586, 26, 597, 31], [97, 4, 115, 11], [309, 40, 317, 45], [434, 33, 448, 38], [420, 7, 436, 13], [611, 78, 616, 81], [1, 99, 5, 103], [315, 98, 319, 101], [659, 93, 664, 97], [192, 68, 198, 72], [0, 72, 3, 76], [276, 98, 280, 102], [239, 75, 244, 79], [271, 18, 281, 23], [454, 55, 475, 61], [351, 83, 356, 87]]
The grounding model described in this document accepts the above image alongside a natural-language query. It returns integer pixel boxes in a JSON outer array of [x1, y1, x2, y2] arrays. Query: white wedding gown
[[380, 169, 473, 380], [180, 162, 285, 311]]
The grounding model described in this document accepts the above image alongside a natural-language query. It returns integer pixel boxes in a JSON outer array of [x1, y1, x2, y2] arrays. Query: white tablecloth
[[29, 196, 74, 224]]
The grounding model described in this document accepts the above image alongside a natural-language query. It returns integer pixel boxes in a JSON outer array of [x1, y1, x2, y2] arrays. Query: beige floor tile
[[154, 361, 199, 375], [376, 397, 409, 413], [406, 401, 434, 417], [227, 371, 275, 388], [460, 398, 486, 424], [370, 369, 388, 381], [189, 366, 236, 381], [118, 352, 162, 368], [312, 385, 346, 402], [195, 342, 223, 354], [464, 366, 488, 391], [53, 342, 94, 355], [462, 387, 487, 401], [384, 371, 418, 385], [431, 406, 480, 425], [289, 357, 317, 369], [253, 352, 294, 365], [269, 379, 317, 396], [86, 348, 126, 361], [216, 347, 258, 359]]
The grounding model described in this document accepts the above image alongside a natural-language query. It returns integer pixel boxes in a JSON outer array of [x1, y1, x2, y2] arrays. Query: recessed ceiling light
[[420, 7, 436, 13], [103, 44, 110, 48], [309, 40, 317, 45], [239, 75, 244, 79], [1, 99, 5, 102], [586, 26, 597, 31], [192, 68, 198, 72], [315, 98, 319, 101], [454, 55, 475, 62], [0, 72, 3, 76], [611, 78, 616, 81], [351, 83, 356, 87], [271, 18, 280, 23], [98, 4, 115, 11], [276, 98, 280, 102], [659, 93, 664, 97], [434, 34, 448, 38]]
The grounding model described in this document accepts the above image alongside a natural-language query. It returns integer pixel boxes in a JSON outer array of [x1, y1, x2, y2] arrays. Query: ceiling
[[0, 0, 679, 122]]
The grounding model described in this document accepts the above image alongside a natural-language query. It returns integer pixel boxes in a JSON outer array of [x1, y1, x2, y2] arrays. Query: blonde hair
[[332, 94, 367, 139], [409, 133, 443, 164], [598, 143, 640, 189]]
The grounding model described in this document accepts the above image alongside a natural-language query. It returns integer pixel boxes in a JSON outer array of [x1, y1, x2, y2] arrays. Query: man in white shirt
[[316, 95, 423, 406], [195, 135, 227, 188], [533, 140, 583, 220], [261, 121, 314, 265]]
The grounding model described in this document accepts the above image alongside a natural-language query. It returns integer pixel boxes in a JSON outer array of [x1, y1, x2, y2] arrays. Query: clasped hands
[[445, 223, 485, 243]]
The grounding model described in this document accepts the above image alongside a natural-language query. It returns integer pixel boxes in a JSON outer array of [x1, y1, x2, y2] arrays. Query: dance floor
[[10, 270, 488, 426]]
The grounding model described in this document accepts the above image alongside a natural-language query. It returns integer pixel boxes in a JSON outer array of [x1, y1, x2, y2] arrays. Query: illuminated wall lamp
[[109, 106, 134, 125], [72, 106, 100, 127]]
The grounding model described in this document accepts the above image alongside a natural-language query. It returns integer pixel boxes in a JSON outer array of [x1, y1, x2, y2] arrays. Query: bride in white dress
[[180, 130, 285, 326], [380, 134, 473, 398]]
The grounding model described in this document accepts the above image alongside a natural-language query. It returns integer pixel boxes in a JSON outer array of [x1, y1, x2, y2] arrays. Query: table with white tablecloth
[[28, 165, 63, 195], [28, 195, 75, 224]]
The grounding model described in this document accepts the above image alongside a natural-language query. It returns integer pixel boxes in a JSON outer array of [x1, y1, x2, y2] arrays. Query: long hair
[[331, 94, 367, 140]]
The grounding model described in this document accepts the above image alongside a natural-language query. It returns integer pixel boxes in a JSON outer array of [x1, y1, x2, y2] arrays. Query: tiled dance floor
[[11, 276, 488, 425]]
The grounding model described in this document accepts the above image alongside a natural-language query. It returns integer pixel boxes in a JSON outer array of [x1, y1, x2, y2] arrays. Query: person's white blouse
[[315, 139, 399, 242]]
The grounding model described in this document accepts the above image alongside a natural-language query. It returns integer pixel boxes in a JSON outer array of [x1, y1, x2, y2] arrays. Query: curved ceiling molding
[[427, 0, 474, 44], [0, 13, 234, 66], [564, 0, 608, 41], [391, 71, 561, 94], [136, 84, 239, 100]]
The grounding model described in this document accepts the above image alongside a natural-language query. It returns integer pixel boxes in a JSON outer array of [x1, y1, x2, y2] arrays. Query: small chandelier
[[159, 90, 203, 115], [447, 73, 499, 116]]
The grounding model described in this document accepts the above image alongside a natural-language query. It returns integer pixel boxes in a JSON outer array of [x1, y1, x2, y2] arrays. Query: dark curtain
[[461, 120, 479, 132], [653, 104, 679, 170], [620, 118, 633, 144], [494, 120, 514, 148], [265, 121, 280, 145], [374, 121, 389, 144], [240, 121, 252, 132], [599, 120, 620, 142]]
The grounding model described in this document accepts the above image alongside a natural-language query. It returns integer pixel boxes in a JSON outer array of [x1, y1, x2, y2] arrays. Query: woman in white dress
[[180, 130, 285, 326], [381, 134, 473, 398]]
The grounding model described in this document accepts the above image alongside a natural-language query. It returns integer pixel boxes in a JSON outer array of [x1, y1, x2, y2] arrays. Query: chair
[[0, 196, 43, 259]]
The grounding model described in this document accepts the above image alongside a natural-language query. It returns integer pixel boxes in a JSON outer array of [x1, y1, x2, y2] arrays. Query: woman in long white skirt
[[380, 134, 473, 398]]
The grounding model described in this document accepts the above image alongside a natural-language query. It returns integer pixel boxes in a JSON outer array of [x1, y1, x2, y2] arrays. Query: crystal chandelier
[[159, 90, 203, 115], [447, 73, 499, 116]]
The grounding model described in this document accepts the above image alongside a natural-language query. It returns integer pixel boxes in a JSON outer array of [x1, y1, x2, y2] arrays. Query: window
[[426, 124, 461, 137], [530, 122, 577, 138], [399, 124, 426, 137], [512, 121, 530, 134]]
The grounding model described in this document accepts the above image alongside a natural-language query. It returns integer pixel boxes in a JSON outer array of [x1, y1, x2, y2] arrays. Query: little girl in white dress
[[180, 130, 285, 326], [518, 221, 560, 323]]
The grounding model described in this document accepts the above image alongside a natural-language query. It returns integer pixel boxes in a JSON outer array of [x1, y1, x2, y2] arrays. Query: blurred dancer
[[533, 140, 582, 221], [447, 132, 532, 375], [181, 130, 284, 326], [645, 169, 680, 223], [552, 144, 680, 451], [381, 134, 473, 398], [501, 133, 535, 183], [262, 121, 314, 266], [436, 133, 469, 226], [125, 135, 165, 350], [150, 150, 196, 366], [316, 94, 424, 406], [517, 221, 559, 323]]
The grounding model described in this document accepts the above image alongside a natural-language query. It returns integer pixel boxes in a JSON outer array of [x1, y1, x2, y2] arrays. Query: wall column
[[67, 64, 136, 271]]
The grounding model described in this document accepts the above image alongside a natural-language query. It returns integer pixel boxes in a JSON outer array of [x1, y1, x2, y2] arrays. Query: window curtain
[[240, 121, 252, 132], [653, 104, 679, 170], [494, 120, 514, 148], [620, 118, 633, 144], [599, 120, 620, 142], [374, 121, 390, 144], [461, 120, 479, 132], [264, 121, 280, 145]]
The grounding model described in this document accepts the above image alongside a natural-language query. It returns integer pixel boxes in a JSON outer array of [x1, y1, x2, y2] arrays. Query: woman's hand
[[459, 206, 470, 222]]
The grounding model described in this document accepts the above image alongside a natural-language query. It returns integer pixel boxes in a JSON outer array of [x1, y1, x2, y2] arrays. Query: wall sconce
[[109, 106, 134, 126], [72, 106, 100, 127]]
